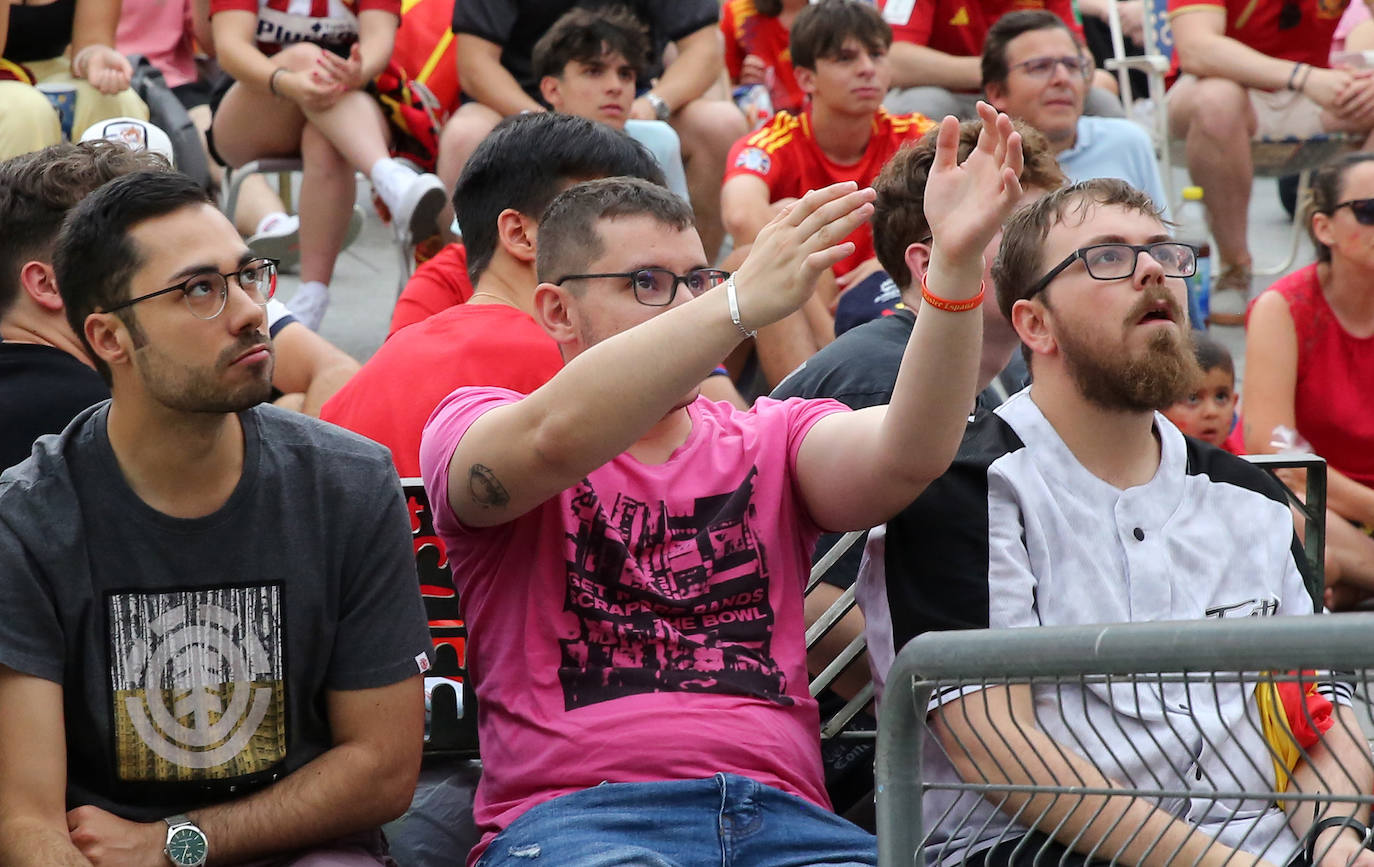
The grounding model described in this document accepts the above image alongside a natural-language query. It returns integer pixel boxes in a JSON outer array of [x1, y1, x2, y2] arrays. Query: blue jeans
[[477, 773, 877, 867]]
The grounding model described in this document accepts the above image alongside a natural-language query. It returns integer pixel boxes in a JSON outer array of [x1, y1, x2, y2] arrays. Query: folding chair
[[1105, 0, 1356, 275]]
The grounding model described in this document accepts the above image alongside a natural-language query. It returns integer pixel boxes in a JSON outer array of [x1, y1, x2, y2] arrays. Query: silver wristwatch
[[645, 91, 671, 121], [163, 814, 208, 867]]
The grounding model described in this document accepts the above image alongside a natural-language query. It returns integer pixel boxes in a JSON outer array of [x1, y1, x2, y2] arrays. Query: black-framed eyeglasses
[[1331, 197, 1374, 225], [554, 267, 730, 307], [1278, 0, 1301, 31], [1010, 54, 1093, 80], [102, 257, 278, 321], [1026, 242, 1198, 297]]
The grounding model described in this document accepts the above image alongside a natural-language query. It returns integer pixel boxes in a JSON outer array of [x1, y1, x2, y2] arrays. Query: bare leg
[[189, 103, 286, 236], [296, 123, 357, 287], [434, 102, 503, 236], [671, 98, 747, 263], [1168, 75, 1257, 270]]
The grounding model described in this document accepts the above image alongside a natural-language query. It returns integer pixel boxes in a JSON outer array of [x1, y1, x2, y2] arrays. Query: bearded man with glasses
[[862, 177, 1369, 867], [981, 10, 1171, 218], [0, 171, 433, 865]]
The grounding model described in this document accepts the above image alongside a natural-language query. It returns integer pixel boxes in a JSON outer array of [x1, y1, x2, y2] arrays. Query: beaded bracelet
[[920, 272, 985, 313]]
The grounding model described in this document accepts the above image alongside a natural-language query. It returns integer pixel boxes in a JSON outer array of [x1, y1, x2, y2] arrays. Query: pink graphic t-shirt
[[420, 388, 848, 864]]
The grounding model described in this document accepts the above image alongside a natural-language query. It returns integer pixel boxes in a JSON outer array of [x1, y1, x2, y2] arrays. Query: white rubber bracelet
[[725, 276, 755, 339]]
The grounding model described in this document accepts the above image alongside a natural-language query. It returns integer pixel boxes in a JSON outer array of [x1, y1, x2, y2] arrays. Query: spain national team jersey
[[721, 0, 806, 115], [878, 0, 1082, 56], [1166, 0, 1348, 71], [725, 108, 936, 277], [209, 0, 401, 55]]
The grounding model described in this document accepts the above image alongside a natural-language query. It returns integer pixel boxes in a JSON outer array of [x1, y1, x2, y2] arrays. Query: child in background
[[1163, 333, 1242, 453]]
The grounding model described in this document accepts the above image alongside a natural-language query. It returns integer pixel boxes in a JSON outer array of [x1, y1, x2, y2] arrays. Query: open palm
[[924, 102, 1025, 264]]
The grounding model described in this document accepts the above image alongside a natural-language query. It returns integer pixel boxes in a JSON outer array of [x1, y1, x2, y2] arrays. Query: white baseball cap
[[79, 117, 176, 166]]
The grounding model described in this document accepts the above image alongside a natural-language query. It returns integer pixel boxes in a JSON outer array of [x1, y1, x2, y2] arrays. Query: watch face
[[167, 827, 207, 865]]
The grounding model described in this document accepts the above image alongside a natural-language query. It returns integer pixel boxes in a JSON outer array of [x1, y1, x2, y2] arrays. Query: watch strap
[[164, 814, 193, 829]]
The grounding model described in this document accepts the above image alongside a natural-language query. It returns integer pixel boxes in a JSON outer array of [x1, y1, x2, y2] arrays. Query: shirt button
[[1133, 528, 1145, 541]]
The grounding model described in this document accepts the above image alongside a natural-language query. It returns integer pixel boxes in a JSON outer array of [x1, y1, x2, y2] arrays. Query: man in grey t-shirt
[[0, 171, 432, 865]]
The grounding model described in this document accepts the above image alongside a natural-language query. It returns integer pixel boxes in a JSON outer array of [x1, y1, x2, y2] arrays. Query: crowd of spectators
[[2, 0, 1374, 865]]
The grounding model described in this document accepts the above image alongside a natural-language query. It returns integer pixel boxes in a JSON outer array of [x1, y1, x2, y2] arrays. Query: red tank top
[[1267, 264, 1374, 488]]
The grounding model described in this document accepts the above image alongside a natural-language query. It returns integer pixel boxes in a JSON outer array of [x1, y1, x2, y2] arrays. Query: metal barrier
[[876, 615, 1374, 866]]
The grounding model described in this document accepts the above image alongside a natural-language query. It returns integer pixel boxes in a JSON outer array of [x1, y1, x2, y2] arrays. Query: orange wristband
[[920, 272, 985, 313]]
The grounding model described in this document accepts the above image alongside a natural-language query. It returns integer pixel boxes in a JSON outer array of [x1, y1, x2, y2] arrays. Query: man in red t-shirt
[[1166, 0, 1374, 325], [876, 0, 1122, 121], [721, 0, 935, 387], [321, 113, 667, 476]]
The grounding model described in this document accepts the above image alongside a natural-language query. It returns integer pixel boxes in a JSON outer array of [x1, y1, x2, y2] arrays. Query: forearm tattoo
[[468, 463, 510, 508]]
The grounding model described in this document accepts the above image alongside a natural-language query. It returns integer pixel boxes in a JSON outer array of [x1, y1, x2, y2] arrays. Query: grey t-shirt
[[0, 402, 431, 820]]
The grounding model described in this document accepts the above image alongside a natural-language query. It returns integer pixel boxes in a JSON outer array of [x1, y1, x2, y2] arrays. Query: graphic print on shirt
[[560, 467, 790, 710], [108, 585, 287, 782]]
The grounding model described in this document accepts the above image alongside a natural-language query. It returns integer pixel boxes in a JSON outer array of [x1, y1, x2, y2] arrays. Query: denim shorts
[[477, 773, 877, 867]]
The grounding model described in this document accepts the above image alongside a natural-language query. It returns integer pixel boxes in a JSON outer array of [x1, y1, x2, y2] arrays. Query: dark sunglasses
[[1332, 198, 1374, 224], [1279, 0, 1301, 30]]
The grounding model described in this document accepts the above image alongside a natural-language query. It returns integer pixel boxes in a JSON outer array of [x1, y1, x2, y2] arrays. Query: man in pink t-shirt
[[419, 106, 1027, 867]]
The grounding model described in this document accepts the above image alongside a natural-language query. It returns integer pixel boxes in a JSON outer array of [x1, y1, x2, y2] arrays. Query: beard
[[132, 331, 275, 414], [1054, 296, 1201, 413]]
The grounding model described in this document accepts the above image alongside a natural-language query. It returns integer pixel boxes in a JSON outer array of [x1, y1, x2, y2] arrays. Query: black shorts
[[203, 73, 236, 166], [171, 79, 212, 110]]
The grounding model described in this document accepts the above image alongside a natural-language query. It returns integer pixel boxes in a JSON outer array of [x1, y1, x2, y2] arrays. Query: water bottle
[[1176, 186, 1211, 329], [732, 84, 774, 130]]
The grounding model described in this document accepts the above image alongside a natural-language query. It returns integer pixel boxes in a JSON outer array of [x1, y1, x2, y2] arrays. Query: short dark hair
[[55, 171, 212, 383], [1192, 331, 1234, 380], [0, 141, 171, 318], [871, 118, 1065, 289], [453, 113, 666, 284], [790, 0, 892, 72], [755, 0, 783, 15], [981, 10, 1080, 89], [1304, 150, 1374, 264], [531, 6, 650, 83], [992, 177, 1165, 322], [536, 177, 696, 285]]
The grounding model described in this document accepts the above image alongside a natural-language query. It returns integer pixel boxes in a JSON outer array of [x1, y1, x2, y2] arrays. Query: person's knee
[[1173, 77, 1248, 139], [438, 105, 500, 161], [674, 99, 747, 156], [0, 83, 62, 159], [272, 42, 330, 72]]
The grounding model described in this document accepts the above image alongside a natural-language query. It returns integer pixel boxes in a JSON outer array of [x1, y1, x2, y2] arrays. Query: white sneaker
[[248, 214, 300, 269], [391, 172, 446, 241], [286, 282, 330, 331], [247, 206, 366, 272]]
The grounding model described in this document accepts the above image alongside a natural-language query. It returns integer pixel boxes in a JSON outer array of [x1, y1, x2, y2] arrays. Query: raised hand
[[924, 101, 1024, 266], [728, 180, 875, 332]]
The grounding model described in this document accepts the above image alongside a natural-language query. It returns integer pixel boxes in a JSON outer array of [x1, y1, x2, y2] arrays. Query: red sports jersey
[[1167, 0, 1348, 71], [878, 0, 1082, 56], [209, 0, 400, 55], [721, 0, 806, 115], [725, 108, 935, 276]]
